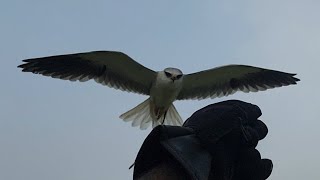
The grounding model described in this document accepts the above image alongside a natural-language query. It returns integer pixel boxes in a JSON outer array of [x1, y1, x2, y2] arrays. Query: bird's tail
[[120, 98, 153, 130], [119, 98, 183, 130], [151, 103, 183, 128]]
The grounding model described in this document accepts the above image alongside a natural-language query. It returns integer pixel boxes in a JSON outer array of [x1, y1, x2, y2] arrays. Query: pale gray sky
[[1, 0, 319, 179]]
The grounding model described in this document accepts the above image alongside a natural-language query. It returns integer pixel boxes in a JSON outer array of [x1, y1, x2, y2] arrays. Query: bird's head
[[163, 68, 183, 83]]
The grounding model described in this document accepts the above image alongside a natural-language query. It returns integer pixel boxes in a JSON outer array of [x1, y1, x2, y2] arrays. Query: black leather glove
[[183, 100, 272, 180], [133, 100, 272, 180]]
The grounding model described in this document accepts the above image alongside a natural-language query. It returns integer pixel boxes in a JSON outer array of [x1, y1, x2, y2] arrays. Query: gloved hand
[[183, 100, 272, 179], [133, 100, 272, 180]]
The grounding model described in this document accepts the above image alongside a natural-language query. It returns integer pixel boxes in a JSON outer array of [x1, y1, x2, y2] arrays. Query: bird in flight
[[18, 51, 300, 129]]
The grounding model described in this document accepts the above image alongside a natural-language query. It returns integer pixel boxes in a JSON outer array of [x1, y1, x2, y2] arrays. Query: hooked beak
[[170, 77, 177, 82]]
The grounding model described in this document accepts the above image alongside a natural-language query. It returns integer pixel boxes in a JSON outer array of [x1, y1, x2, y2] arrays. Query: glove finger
[[261, 159, 273, 179], [211, 100, 262, 122], [184, 105, 239, 144], [184, 100, 262, 131], [183, 103, 234, 128], [226, 100, 262, 123], [251, 120, 268, 140], [183, 100, 264, 154], [235, 148, 272, 180], [239, 126, 260, 148], [237, 158, 272, 180], [235, 148, 264, 180]]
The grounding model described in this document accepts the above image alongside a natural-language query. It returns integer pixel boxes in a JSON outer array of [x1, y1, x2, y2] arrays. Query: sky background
[[1, 0, 319, 179]]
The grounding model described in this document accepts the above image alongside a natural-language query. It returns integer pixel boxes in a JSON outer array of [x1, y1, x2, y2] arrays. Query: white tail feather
[[120, 98, 153, 130], [120, 98, 150, 122], [120, 98, 183, 130], [166, 104, 183, 126]]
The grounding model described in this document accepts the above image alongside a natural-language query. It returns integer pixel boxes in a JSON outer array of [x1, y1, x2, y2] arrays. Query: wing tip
[[287, 73, 300, 84], [17, 63, 30, 71], [17, 64, 24, 69], [292, 75, 300, 82], [18, 59, 36, 70]]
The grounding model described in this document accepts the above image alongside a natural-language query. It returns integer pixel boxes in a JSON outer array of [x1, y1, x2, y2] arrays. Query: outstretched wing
[[18, 51, 157, 95], [177, 65, 300, 100]]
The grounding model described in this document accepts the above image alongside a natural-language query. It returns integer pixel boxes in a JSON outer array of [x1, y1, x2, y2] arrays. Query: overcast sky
[[1, 0, 319, 179]]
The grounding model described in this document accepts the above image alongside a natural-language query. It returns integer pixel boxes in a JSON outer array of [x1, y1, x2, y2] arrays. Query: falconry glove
[[133, 100, 272, 180]]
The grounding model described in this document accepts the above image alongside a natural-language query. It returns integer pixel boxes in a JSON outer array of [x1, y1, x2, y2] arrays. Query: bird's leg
[[161, 111, 167, 124]]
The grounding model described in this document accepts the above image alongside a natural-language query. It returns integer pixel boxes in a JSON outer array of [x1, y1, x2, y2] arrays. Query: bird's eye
[[176, 75, 182, 79], [165, 72, 172, 77]]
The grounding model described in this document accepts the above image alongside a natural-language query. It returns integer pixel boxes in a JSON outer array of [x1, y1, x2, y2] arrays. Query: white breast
[[149, 72, 183, 108]]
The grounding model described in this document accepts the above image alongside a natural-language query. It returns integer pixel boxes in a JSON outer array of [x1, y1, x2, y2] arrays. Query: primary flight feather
[[18, 51, 300, 129]]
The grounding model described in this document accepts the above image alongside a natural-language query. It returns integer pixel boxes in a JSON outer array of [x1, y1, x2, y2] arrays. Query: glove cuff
[[161, 135, 212, 180], [133, 126, 212, 180]]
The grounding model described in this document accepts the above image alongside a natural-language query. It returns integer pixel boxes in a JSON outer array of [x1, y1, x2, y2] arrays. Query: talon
[[161, 111, 167, 124]]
